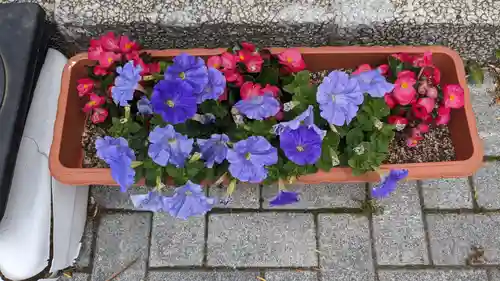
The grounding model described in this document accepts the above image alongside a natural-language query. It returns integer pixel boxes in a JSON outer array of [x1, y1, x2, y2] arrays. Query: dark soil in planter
[[82, 118, 107, 168]]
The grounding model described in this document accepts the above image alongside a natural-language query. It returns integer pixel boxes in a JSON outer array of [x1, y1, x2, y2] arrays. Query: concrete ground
[[67, 72, 500, 281]]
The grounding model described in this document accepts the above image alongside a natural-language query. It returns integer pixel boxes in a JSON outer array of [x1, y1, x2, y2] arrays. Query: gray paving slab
[[318, 214, 374, 281], [378, 270, 488, 281], [209, 183, 260, 208], [469, 71, 500, 155], [207, 213, 317, 267], [372, 181, 429, 265], [420, 178, 473, 209], [74, 218, 95, 268], [58, 273, 90, 281], [147, 271, 260, 281], [264, 271, 318, 281], [90, 185, 151, 210], [473, 161, 500, 209], [262, 183, 365, 209], [91, 212, 151, 281], [149, 212, 205, 266], [489, 269, 500, 281], [427, 213, 500, 265]]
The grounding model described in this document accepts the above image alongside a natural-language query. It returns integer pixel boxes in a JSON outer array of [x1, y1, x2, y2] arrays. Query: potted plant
[[49, 33, 482, 218]]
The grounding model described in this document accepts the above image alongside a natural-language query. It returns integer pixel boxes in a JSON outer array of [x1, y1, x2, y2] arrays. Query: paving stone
[[372, 181, 429, 265], [473, 161, 500, 209], [91, 185, 175, 210], [318, 214, 374, 281], [265, 271, 317, 281], [207, 213, 316, 267], [58, 273, 90, 281], [209, 183, 259, 209], [378, 269, 488, 281], [469, 71, 500, 155], [74, 218, 95, 268], [262, 183, 365, 209], [149, 212, 205, 266], [148, 271, 260, 281], [420, 178, 472, 209], [489, 269, 500, 280], [427, 213, 500, 265], [91, 212, 151, 281]]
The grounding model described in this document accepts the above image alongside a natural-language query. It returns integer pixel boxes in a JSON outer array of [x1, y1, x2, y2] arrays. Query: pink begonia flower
[[426, 86, 438, 99], [245, 55, 264, 73], [388, 115, 408, 131], [392, 53, 414, 63], [384, 93, 397, 109], [218, 88, 228, 101], [91, 108, 109, 124], [435, 106, 451, 125], [412, 98, 435, 120], [88, 39, 105, 61], [207, 56, 222, 69], [261, 84, 280, 98], [417, 123, 430, 133], [98, 51, 121, 68], [393, 71, 417, 105], [100, 32, 120, 52], [240, 82, 262, 100], [94, 65, 108, 76], [277, 49, 306, 72], [352, 64, 372, 75], [240, 42, 257, 53], [378, 64, 389, 75], [83, 93, 105, 113], [77, 78, 94, 97], [418, 80, 429, 95], [119, 35, 139, 53], [412, 52, 433, 68], [443, 84, 465, 108], [423, 66, 441, 85], [224, 69, 244, 86], [221, 52, 237, 70], [416, 97, 435, 114]]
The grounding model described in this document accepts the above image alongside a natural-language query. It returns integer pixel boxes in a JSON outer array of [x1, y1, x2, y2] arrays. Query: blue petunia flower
[[165, 53, 209, 94], [165, 181, 215, 219], [197, 134, 230, 168], [130, 191, 168, 212], [234, 93, 280, 120], [280, 126, 322, 166], [316, 71, 364, 126], [111, 61, 142, 106], [137, 96, 153, 115], [148, 125, 194, 167], [226, 136, 278, 183], [272, 105, 326, 139], [197, 67, 226, 103], [269, 190, 300, 206], [371, 169, 409, 199], [95, 136, 136, 192], [151, 79, 197, 124], [352, 69, 395, 98]]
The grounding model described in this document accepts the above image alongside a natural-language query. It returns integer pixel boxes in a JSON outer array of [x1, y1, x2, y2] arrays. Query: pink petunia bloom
[[412, 52, 433, 68], [277, 49, 306, 73], [261, 84, 280, 98], [426, 86, 438, 99], [207, 56, 222, 69], [221, 52, 237, 70], [422, 66, 441, 85], [384, 93, 397, 109], [240, 42, 257, 53], [393, 72, 417, 105], [83, 93, 105, 113], [91, 108, 109, 124], [378, 64, 389, 75], [443, 84, 465, 108], [435, 106, 451, 125], [77, 78, 94, 97], [98, 52, 121, 68], [119, 35, 139, 53], [240, 81, 262, 100], [94, 65, 109, 76], [100, 32, 120, 52], [352, 64, 372, 75]]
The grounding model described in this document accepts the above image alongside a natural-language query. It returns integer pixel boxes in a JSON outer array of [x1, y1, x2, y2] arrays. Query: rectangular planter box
[[49, 46, 483, 185]]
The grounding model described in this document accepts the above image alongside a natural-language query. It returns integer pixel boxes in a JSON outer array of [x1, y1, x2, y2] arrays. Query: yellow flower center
[[401, 82, 408, 89], [239, 55, 245, 61], [449, 95, 455, 101], [88, 101, 97, 106], [296, 145, 304, 152], [245, 152, 251, 160], [107, 57, 113, 63], [166, 100, 175, 107], [214, 63, 220, 68], [179, 72, 186, 80], [287, 57, 293, 63], [83, 84, 88, 89], [125, 42, 133, 50]]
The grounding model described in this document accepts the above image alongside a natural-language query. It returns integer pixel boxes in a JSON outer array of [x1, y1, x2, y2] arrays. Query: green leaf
[[245, 119, 276, 137], [166, 165, 182, 178], [355, 112, 373, 131], [466, 61, 484, 85], [363, 97, 390, 118], [134, 167, 144, 183], [100, 74, 115, 93], [150, 115, 167, 127], [185, 161, 204, 177], [324, 131, 340, 149], [346, 128, 364, 146], [388, 56, 404, 78], [256, 67, 279, 86], [127, 122, 142, 134], [283, 70, 310, 93]]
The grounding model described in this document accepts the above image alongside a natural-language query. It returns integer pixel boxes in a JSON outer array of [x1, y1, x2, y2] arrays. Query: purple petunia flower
[[148, 125, 194, 167], [280, 126, 322, 165], [197, 67, 226, 103], [317, 71, 364, 126], [352, 69, 395, 98], [273, 105, 326, 139], [130, 191, 168, 212], [234, 93, 280, 120], [137, 96, 153, 115], [111, 60, 142, 106], [151, 79, 197, 124], [166, 181, 215, 219], [226, 136, 278, 183], [371, 169, 409, 199], [197, 134, 230, 168], [95, 136, 136, 192], [165, 53, 209, 94], [269, 190, 300, 206]]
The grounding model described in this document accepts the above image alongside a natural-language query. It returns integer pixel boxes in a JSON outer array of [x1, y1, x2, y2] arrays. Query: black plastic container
[[0, 3, 49, 221]]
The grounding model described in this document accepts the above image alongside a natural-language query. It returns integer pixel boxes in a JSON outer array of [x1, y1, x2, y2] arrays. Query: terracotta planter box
[[49, 46, 483, 186]]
